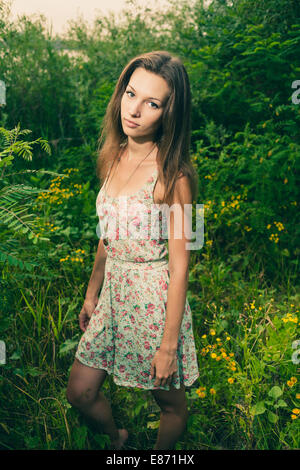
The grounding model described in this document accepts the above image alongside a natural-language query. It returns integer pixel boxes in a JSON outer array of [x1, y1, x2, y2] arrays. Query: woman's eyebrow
[[127, 83, 162, 103]]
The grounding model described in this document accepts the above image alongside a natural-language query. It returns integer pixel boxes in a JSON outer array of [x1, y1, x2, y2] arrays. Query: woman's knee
[[66, 383, 97, 409], [162, 402, 189, 420], [151, 383, 188, 417], [66, 359, 107, 408]]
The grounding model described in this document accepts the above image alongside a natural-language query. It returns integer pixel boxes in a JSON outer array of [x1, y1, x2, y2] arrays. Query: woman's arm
[[159, 175, 192, 353], [84, 238, 108, 302], [150, 175, 192, 386]]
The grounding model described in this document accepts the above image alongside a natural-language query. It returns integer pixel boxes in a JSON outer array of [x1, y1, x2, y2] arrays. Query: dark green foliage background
[[0, 0, 299, 450]]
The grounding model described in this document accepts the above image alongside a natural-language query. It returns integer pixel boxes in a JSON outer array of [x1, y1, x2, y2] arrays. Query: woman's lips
[[124, 118, 140, 128]]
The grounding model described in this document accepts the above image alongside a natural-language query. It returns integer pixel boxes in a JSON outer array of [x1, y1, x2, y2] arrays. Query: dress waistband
[[105, 255, 169, 271]]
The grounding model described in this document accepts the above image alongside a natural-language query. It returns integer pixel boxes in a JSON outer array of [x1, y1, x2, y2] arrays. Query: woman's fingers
[[79, 312, 90, 332], [154, 375, 173, 387], [79, 314, 84, 331], [150, 363, 155, 379]]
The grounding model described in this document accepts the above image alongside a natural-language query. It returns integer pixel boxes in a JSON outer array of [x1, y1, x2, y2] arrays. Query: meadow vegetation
[[0, 0, 299, 449]]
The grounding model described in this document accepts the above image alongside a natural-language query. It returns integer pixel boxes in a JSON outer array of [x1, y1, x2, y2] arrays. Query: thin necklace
[[104, 143, 156, 198]]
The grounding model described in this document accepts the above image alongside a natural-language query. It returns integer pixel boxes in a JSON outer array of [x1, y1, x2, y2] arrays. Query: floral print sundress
[[75, 166, 200, 391]]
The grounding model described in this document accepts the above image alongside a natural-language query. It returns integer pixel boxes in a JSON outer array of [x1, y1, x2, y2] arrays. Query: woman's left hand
[[150, 348, 178, 387]]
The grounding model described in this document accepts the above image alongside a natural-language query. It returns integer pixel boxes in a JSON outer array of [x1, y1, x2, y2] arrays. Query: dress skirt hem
[[75, 353, 199, 391]]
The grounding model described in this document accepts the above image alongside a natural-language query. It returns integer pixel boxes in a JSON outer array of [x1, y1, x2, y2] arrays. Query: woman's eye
[[126, 90, 158, 109]]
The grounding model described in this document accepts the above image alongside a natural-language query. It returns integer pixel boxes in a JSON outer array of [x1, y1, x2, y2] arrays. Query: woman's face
[[120, 67, 170, 141]]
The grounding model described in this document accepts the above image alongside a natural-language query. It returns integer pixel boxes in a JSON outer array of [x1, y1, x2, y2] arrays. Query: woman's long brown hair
[[96, 50, 198, 207]]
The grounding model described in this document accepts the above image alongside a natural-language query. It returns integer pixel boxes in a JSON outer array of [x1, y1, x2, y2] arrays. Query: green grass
[[0, 230, 299, 449]]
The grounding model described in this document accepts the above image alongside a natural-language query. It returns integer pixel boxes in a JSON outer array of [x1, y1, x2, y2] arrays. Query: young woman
[[66, 51, 200, 450]]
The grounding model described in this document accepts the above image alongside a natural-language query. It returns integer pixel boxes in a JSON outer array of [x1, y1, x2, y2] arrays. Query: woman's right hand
[[79, 297, 98, 332]]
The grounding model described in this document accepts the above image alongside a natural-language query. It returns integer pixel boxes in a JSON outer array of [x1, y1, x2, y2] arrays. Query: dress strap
[[147, 167, 158, 188], [139, 167, 158, 204]]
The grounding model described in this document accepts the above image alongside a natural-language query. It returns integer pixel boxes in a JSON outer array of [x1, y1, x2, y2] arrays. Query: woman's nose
[[129, 103, 141, 116]]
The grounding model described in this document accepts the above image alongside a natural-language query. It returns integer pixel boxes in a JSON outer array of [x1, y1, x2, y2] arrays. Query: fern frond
[[3, 169, 66, 179], [0, 184, 44, 199], [0, 124, 51, 163], [0, 185, 44, 234], [0, 248, 34, 271], [35, 138, 52, 155]]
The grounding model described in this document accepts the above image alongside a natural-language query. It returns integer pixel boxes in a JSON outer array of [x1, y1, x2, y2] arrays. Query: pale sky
[[8, 0, 171, 35]]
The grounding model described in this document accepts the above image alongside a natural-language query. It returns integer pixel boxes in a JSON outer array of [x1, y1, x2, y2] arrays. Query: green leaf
[[268, 42, 280, 48], [147, 420, 160, 429], [73, 425, 88, 449], [268, 386, 283, 400], [58, 339, 79, 357], [25, 366, 43, 377], [61, 226, 71, 237], [251, 401, 266, 415], [264, 400, 273, 406], [24, 435, 41, 449], [0, 155, 14, 167], [93, 433, 111, 449], [267, 410, 278, 423], [0, 251, 7, 261], [276, 400, 288, 408], [8, 254, 19, 266], [10, 351, 21, 360]]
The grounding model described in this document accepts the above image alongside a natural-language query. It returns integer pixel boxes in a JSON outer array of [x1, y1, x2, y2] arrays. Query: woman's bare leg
[[66, 358, 128, 449], [150, 382, 188, 450]]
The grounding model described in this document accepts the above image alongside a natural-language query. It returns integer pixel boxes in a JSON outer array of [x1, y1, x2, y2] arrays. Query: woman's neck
[[122, 140, 158, 163]]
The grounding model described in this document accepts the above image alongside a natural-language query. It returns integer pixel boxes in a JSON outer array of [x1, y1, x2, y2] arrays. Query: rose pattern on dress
[[75, 168, 200, 391]]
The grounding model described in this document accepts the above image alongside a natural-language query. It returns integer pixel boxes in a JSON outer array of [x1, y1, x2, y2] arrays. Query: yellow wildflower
[[196, 387, 206, 398], [292, 408, 300, 415], [228, 377, 235, 384], [210, 388, 216, 395], [287, 377, 297, 387]]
